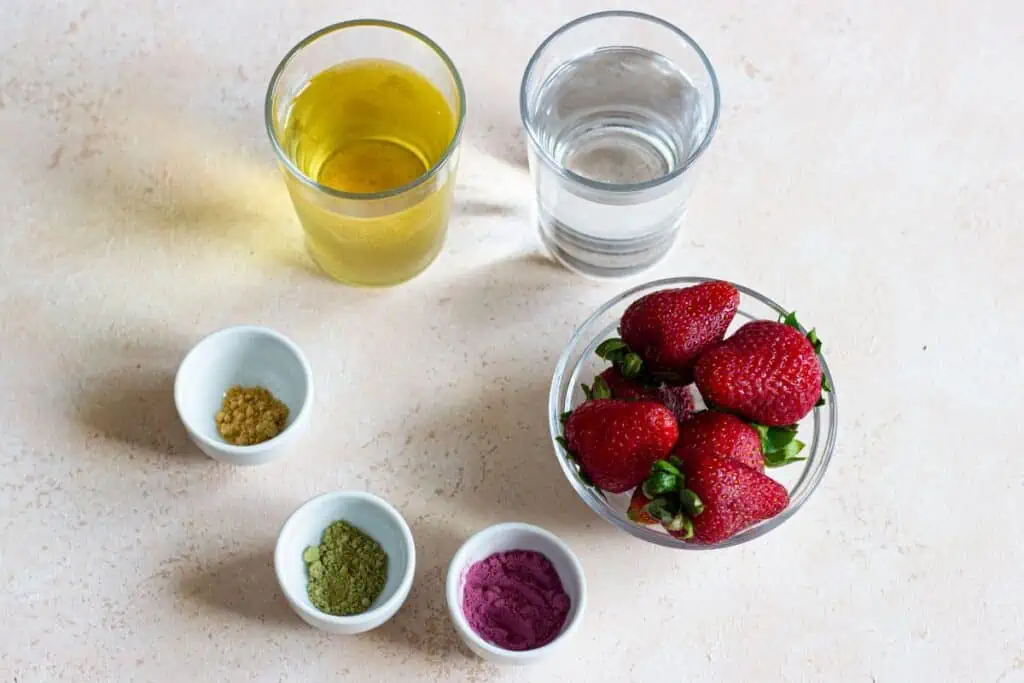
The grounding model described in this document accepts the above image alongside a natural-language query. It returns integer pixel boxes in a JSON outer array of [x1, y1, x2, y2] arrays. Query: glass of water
[[520, 11, 720, 277]]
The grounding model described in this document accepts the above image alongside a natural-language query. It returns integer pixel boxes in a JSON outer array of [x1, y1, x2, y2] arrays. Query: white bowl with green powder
[[275, 491, 416, 634]]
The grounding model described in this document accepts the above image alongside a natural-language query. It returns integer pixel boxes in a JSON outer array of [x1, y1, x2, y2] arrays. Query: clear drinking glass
[[266, 21, 466, 287], [520, 11, 720, 278]]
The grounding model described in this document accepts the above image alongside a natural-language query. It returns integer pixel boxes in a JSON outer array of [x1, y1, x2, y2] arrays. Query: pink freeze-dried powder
[[461, 550, 571, 651]]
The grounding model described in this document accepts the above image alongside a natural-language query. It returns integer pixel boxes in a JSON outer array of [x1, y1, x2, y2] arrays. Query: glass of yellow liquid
[[265, 21, 466, 286]]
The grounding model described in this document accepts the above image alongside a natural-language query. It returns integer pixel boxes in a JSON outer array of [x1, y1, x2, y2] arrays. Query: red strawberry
[[562, 400, 679, 493], [626, 487, 658, 525], [618, 281, 739, 383], [673, 411, 764, 472], [680, 454, 789, 544], [597, 367, 648, 400], [695, 320, 823, 426], [597, 368, 695, 424]]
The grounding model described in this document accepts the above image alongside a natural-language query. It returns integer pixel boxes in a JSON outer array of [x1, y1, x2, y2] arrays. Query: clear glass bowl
[[548, 277, 838, 549]]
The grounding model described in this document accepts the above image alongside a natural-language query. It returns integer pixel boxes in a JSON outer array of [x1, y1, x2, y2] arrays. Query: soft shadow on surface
[[404, 378, 598, 535], [432, 251, 583, 330], [455, 198, 523, 219], [178, 546, 295, 626], [368, 515, 473, 661], [55, 104, 319, 278], [74, 364, 205, 463], [514, 249, 569, 273], [448, 144, 533, 243], [466, 112, 531, 170], [395, 255, 606, 536]]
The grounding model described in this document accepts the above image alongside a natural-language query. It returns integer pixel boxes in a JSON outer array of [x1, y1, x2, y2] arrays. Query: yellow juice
[[278, 59, 458, 285]]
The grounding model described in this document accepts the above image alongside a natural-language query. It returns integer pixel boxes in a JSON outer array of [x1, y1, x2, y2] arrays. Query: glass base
[[306, 237, 442, 287], [538, 218, 680, 279]]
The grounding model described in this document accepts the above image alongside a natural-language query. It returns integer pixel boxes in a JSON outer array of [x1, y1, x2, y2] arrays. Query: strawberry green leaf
[[814, 372, 832, 407], [679, 489, 704, 517], [646, 460, 704, 531], [647, 497, 678, 524], [662, 512, 695, 539], [781, 311, 800, 329], [581, 383, 593, 400], [755, 424, 807, 467], [595, 337, 648, 380], [765, 448, 807, 468], [807, 328, 822, 354], [590, 375, 612, 400], [668, 454, 684, 469], [555, 436, 570, 451], [642, 472, 679, 498], [559, 411, 572, 424], [650, 459, 681, 477], [671, 518, 696, 540], [595, 338, 629, 359], [663, 513, 686, 532], [621, 352, 644, 378], [754, 423, 795, 447]]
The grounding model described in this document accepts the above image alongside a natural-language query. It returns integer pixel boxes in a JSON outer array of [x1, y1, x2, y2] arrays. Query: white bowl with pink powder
[[445, 522, 587, 664]]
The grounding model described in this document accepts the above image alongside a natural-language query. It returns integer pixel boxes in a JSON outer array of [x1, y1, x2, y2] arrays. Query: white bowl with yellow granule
[[174, 325, 313, 465]]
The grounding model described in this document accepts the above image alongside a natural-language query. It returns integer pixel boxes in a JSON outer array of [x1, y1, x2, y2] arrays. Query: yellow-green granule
[[303, 520, 388, 616]]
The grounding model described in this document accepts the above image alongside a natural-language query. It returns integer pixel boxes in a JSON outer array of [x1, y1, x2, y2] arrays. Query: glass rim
[[264, 19, 467, 201], [519, 10, 722, 194]]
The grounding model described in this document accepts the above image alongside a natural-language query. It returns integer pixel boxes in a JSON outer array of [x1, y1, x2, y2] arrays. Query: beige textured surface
[[1, 0, 1022, 681]]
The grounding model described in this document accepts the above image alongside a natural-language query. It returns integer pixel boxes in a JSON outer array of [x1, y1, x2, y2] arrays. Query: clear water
[[528, 46, 710, 276]]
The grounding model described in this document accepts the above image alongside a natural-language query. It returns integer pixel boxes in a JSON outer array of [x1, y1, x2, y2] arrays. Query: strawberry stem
[[621, 352, 644, 378], [590, 376, 612, 399], [595, 337, 647, 380], [642, 460, 704, 540], [642, 471, 679, 498], [679, 489, 704, 517]]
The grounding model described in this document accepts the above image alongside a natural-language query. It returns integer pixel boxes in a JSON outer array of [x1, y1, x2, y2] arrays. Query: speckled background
[[1, 0, 1022, 681]]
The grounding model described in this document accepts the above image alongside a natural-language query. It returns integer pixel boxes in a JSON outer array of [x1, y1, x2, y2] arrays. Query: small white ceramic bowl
[[174, 325, 313, 466], [445, 522, 586, 665], [275, 491, 416, 635]]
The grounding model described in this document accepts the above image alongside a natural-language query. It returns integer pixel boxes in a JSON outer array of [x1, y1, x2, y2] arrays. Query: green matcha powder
[[303, 520, 388, 616]]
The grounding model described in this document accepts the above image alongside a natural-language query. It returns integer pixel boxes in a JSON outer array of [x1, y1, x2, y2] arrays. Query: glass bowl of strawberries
[[549, 277, 837, 549]]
